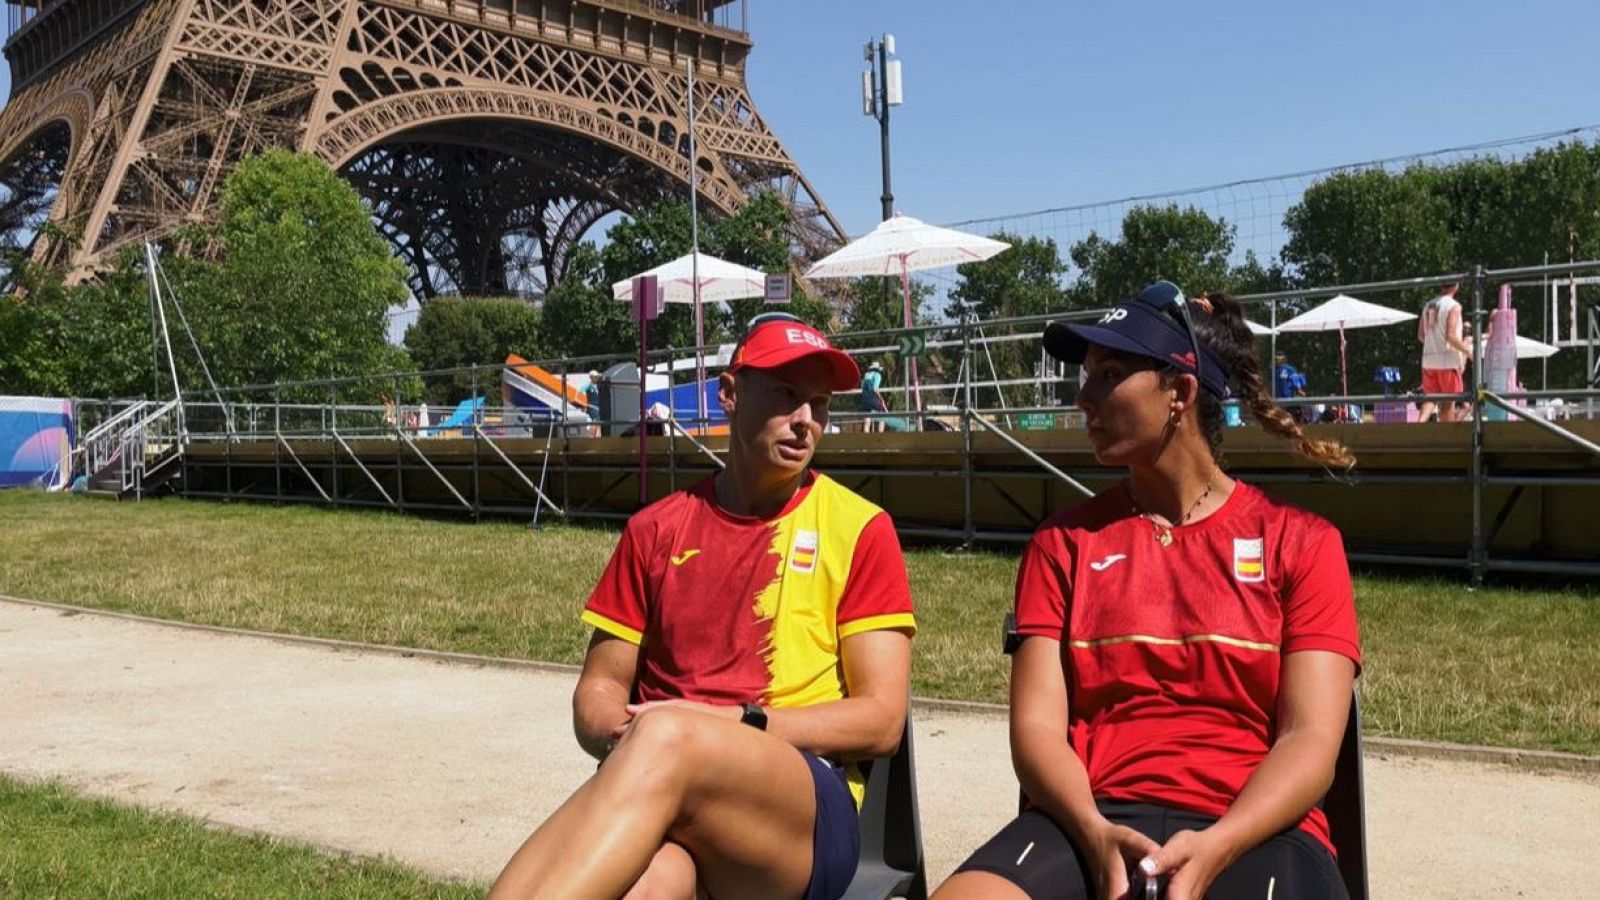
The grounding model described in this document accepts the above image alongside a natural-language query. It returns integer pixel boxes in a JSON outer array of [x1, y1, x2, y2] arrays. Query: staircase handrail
[[81, 400, 151, 478], [116, 399, 185, 494], [81, 400, 150, 448]]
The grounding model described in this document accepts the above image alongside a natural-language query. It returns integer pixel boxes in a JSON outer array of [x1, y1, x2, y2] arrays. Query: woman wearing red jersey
[[934, 281, 1360, 900]]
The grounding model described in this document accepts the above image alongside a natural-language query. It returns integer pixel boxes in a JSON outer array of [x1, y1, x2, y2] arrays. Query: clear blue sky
[[7, 0, 1598, 322], [746, 0, 1600, 238]]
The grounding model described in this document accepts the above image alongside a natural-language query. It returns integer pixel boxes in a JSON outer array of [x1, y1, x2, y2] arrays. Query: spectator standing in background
[[1418, 285, 1473, 422], [860, 360, 888, 433]]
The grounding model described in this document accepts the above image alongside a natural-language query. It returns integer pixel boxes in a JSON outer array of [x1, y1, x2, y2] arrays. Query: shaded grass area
[[2, 491, 1597, 754], [0, 775, 481, 898]]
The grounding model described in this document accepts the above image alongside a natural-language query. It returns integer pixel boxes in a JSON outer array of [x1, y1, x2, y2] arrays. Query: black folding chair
[[1001, 614, 1369, 900], [839, 714, 927, 900], [1323, 693, 1369, 900]]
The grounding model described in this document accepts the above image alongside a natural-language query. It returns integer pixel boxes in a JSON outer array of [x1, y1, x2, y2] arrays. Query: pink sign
[[632, 274, 663, 322]]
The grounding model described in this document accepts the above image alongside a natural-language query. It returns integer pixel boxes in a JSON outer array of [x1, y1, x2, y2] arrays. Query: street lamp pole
[[863, 34, 902, 222], [863, 35, 914, 413]]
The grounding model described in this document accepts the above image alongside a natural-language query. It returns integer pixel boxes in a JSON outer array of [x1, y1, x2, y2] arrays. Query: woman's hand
[[1083, 816, 1161, 900], [1140, 827, 1236, 900], [609, 700, 739, 741]]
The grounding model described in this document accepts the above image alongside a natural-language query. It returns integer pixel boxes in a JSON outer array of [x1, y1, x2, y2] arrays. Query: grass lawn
[[2, 491, 1598, 754], [0, 775, 481, 898]]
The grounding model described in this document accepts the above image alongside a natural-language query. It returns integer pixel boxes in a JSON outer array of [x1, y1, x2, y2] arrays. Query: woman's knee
[[619, 707, 715, 756], [621, 843, 700, 900], [607, 708, 716, 792]]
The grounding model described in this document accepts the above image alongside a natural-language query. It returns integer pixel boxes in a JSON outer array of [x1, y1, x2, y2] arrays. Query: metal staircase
[[79, 399, 186, 498]]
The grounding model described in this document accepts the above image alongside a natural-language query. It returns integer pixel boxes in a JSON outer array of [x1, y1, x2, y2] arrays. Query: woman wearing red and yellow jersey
[[491, 314, 915, 900], [935, 282, 1360, 900]]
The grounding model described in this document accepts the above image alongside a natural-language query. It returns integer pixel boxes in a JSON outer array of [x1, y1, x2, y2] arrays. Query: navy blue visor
[[1043, 281, 1231, 397]]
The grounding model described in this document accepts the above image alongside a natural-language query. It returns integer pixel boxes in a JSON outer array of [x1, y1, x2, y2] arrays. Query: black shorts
[[801, 752, 861, 900], [954, 801, 1346, 900]]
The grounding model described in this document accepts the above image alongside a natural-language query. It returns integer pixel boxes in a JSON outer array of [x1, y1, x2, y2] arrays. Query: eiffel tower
[[0, 0, 843, 297]]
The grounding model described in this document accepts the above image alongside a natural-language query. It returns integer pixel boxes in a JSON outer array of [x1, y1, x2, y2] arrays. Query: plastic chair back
[[839, 714, 927, 900]]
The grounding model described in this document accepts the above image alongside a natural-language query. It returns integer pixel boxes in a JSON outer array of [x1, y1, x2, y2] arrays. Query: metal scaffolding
[[82, 260, 1600, 582]]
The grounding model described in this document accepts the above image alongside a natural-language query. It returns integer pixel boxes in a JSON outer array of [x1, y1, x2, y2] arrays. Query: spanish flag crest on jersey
[[1233, 537, 1265, 583], [789, 530, 819, 574]]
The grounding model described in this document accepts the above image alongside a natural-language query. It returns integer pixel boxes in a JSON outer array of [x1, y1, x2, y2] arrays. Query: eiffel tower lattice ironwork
[[0, 0, 844, 297]]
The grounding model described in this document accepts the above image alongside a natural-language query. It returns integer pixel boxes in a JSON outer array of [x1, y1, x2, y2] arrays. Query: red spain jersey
[[1014, 481, 1360, 854], [582, 472, 916, 803]]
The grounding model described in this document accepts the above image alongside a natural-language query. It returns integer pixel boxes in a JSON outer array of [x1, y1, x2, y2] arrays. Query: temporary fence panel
[[0, 396, 74, 491]]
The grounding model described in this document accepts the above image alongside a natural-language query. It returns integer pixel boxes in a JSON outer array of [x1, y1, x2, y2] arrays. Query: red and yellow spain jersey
[[1015, 482, 1360, 854], [581, 473, 916, 803]]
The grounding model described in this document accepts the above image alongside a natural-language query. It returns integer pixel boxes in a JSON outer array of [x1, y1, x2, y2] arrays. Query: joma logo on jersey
[[1234, 537, 1265, 583], [789, 530, 819, 574]]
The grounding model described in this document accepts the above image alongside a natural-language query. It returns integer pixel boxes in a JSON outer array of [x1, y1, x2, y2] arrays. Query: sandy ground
[[3, 599, 1597, 899]]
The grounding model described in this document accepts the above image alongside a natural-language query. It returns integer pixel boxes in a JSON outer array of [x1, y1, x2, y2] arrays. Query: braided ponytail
[[1191, 293, 1356, 470]]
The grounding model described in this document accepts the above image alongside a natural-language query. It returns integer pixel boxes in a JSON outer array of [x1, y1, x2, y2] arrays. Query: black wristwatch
[[739, 702, 768, 731]]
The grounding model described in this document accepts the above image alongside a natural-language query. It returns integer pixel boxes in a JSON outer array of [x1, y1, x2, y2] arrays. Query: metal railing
[[80, 400, 151, 481], [76, 259, 1600, 580], [84, 399, 184, 496]]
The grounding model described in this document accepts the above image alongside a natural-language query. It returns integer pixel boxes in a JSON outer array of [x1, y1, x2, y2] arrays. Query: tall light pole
[[862, 34, 903, 222], [863, 35, 913, 412], [686, 58, 706, 432]]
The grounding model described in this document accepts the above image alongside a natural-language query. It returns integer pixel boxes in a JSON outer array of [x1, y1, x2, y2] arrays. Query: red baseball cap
[[728, 313, 860, 392]]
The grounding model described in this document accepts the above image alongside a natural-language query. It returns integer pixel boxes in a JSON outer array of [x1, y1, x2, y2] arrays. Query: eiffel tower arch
[[0, 0, 844, 296]]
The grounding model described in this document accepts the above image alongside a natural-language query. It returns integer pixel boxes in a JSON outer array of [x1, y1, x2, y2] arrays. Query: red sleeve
[[580, 521, 651, 645], [836, 512, 916, 638], [1014, 526, 1070, 639], [1281, 525, 1361, 671]]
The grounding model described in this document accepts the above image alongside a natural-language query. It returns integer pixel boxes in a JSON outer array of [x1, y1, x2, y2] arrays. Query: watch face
[[742, 703, 768, 730]]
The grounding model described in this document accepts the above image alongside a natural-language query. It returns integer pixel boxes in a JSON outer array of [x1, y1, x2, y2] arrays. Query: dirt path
[[3, 600, 1594, 898]]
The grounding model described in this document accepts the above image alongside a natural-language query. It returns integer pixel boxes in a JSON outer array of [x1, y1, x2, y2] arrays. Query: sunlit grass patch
[[2, 491, 1596, 753], [0, 775, 482, 898]]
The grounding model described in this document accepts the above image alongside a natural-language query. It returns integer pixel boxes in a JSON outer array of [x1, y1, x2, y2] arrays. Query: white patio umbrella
[[614, 251, 767, 426], [1513, 334, 1560, 360], [804, 214, 1011, 411], [1473, 333, 1561, 360], [612, 251, 766, 305], [1245, 319, 1275, 337], [1274, 294, 1417, 396]]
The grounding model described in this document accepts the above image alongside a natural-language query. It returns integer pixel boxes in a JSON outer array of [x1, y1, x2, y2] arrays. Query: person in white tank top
[[1417, 284, 1473, 422]]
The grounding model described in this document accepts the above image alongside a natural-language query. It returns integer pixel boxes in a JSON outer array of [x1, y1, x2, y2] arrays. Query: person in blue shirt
[[1273, 353, 1311, 424], [859, 361, 888, 432], [1272, 353, 1307, 400], [584, 371, 604, 437]]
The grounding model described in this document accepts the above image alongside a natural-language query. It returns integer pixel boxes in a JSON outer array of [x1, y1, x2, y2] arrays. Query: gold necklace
[[1127, 480, 1214, 547]]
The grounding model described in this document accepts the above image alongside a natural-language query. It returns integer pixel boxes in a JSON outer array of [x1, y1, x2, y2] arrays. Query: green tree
[[1280, 166, 1464, 392], [943, 233, 1063, 405], [717, 193, 832, 335], [1044, 206, 1294, 400], [0, 248, 173, 400], [1437, 142, 1600, 270], [946, 232, 1063, 322], [1, 151, 413, 402], [1281, 167, 1455, 287], [404, 296, 544, 404], [840, 276, 935, 334], [1067, 204, 1242, 307], [1279, 144, 1600, 388], [0, 262, 68, 395], [205, 149, 410, 397], [539, 243, 636, 361], [541, 193, 831, 360]]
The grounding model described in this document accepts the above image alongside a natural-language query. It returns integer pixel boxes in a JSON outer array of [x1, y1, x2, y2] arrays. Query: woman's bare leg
[[931, 871, 1032, 899], [488, 707, 817, 900], [620, 843, 702, 900]]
